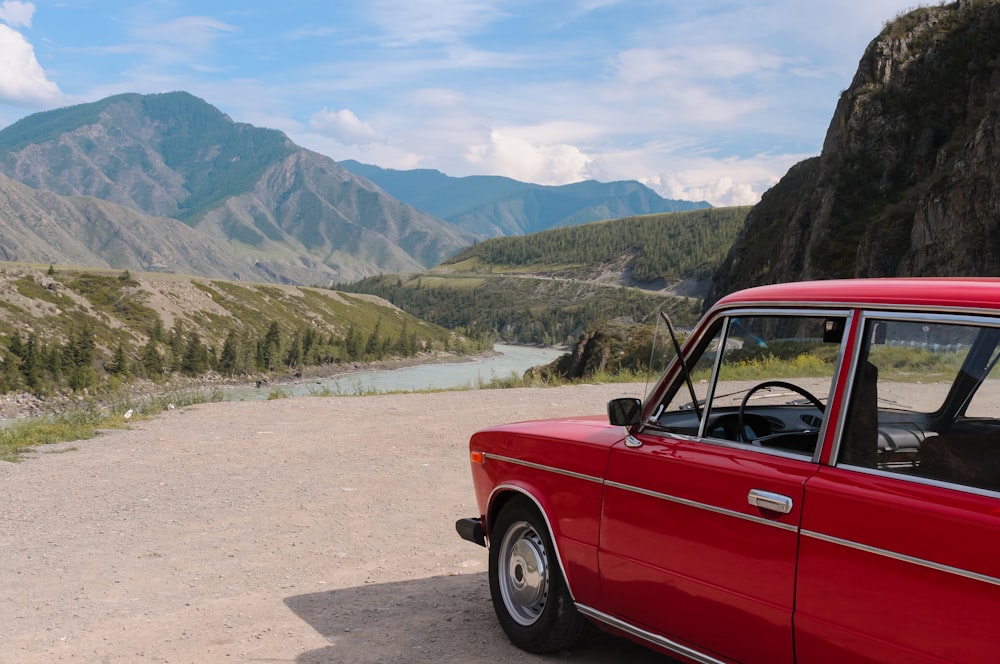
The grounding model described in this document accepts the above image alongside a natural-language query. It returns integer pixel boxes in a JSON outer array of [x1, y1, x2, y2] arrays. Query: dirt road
[[1, 384, 676, 663]]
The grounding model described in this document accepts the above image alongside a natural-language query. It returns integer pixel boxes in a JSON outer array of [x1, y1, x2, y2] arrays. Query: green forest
[[443, 207, 749, 283], [337, 274, 702, 347]]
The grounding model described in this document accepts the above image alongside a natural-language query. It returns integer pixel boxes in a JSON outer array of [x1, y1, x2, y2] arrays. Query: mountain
[[708, 0, 1000, 305], [0, 92, 474, 284], [339, 160, 711, 238], [438, 207, 748, 295], [0, 171, 272, 279]]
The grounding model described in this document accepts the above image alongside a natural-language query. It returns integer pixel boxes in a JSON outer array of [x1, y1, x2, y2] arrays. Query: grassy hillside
[[339, 208, 746, 346], [0, 262, 478, 398], [338, 273, 702, 346], [441, 207, 749, 284]]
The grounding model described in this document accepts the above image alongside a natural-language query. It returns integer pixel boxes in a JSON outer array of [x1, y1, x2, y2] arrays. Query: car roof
[[714, 278, 1000, 313]]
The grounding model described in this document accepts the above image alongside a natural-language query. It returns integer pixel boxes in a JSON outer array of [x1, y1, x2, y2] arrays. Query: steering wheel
[[738, 380, 825, 445]]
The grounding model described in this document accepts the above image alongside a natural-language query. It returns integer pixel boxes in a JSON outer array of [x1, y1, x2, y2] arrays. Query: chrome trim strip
[[802, 529, 1000, 588], [604, 480, 799, 533], [482, 453, 603, 484], [575, 604, 728, 664], [836, 462, 1000, 500], [696, 316, 730, 440], [851, 310, 1000, 327]]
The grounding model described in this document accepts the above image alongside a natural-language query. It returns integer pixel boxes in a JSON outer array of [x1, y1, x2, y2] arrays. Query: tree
[[365, 318, 382, 358], [180, 331, 208, 376], [284, 329, 302, 370], [219, 330, 239, 376], [345, 325, 363, 361], [167, 323, 185, 372], [261, 321, 281, 370], [141, 341, 163, 379], [67, 325, 96, 391], [108, 343, 129, 376], [21, 334, 41, 390]]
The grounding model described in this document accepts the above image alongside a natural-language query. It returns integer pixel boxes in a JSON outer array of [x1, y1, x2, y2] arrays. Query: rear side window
[[838, 317, 1000, 493]]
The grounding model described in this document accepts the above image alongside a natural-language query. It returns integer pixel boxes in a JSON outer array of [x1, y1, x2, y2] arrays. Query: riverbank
[[0, 344, 563, 422]]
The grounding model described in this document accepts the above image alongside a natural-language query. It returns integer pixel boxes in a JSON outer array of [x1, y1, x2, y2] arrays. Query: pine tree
[[219, 330, 239, 376], [141, 341, 163, 379]]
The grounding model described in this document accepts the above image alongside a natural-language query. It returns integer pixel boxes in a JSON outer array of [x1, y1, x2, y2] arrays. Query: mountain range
[[0, 92, 709, 285], [0, 92, 477, 284], [339, 160, 709, 237]]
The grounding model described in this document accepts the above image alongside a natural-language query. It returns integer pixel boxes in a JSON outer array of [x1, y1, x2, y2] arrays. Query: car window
[[654, 314, 844, 457], [838, 318, 1000, 493]]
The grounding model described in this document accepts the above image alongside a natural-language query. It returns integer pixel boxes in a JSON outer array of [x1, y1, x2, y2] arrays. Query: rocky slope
[[0, 172, 263, 279], [0, 93, 473, 284], [708, 0, 1000, 304]]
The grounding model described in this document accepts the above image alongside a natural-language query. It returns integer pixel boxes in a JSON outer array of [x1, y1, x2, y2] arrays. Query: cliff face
[[708, 0, 1000, 304]]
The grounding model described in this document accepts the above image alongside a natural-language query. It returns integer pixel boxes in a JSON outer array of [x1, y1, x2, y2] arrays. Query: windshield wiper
[[662, 311, 702, 421]]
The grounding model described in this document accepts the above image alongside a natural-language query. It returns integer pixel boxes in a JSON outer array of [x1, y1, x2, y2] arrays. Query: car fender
[[486, 481, 580, 601]]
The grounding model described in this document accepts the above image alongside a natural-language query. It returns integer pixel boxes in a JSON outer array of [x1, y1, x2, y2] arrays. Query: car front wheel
[[488, 496, 584, 653]]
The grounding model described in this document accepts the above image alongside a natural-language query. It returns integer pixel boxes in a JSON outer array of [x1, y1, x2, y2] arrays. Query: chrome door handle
[[748, 489, 793, 514]]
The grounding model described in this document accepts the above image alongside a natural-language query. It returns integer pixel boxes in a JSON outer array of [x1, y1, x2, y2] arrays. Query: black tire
[[488, 496, 585, 653]]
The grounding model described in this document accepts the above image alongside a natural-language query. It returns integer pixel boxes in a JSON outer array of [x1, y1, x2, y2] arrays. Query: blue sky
[[0, 1, 927, 206]]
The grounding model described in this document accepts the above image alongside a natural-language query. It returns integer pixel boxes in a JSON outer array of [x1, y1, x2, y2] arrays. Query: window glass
[[655, 314, 844, 456], [654, 321, 724, 437], [839, 318, 1000, 492]]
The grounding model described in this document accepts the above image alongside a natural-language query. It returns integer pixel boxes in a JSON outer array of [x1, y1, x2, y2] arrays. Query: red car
[[457, 279, 1000, 663]]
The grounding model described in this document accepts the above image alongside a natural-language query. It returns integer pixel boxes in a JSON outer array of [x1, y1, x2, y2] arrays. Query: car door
[[600, 436, 815, 663], [597, 311, 846, 664], [795, 314, 1000, 663]]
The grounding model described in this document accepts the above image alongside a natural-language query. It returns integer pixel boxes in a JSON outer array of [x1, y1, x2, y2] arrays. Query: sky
[[0, 1, 930, 207]]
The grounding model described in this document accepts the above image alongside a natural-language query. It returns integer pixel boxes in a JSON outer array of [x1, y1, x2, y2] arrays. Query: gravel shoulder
[[1, 384, 675, 664]]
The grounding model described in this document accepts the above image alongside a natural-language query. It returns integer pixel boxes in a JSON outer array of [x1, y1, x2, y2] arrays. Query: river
[[221, 343, 564, 401], [0, 344, 564, 429]]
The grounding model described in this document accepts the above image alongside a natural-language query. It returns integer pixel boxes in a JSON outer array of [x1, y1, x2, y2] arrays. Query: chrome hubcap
[[498, 521, 549, 626]]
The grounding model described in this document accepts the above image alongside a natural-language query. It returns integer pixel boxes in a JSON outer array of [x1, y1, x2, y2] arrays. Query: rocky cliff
[[708, 0, 1000, 304]]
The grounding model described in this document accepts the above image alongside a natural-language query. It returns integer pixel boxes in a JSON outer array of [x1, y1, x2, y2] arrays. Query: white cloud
[[130, 16, 238, 62], [0, 0, 33, 28], [635, 152, 809, 207], [365, 0, 503, 45], [309, 108, 383, 146], [466, 130, 594, 185], [0, 23, 61, 106], [614, 45, 785, 86]]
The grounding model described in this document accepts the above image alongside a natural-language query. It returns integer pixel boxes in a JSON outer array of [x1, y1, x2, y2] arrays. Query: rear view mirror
[[870, 321, 887, 345], [823, 318, 845, 343], [608, 398, 642, 426]]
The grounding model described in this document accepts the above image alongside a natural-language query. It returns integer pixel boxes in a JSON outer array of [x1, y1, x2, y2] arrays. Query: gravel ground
[[1, 384, 676, 664]]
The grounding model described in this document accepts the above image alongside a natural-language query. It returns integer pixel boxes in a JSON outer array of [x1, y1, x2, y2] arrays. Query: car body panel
[[795, 467, 1000, 663], [470, 417, 624, 607]]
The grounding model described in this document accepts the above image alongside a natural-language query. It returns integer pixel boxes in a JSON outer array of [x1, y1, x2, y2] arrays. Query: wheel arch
[[486, 483, 578, 602]]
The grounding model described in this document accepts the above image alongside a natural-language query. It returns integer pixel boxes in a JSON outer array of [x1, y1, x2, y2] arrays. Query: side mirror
[[608, 398, 642, 427]]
